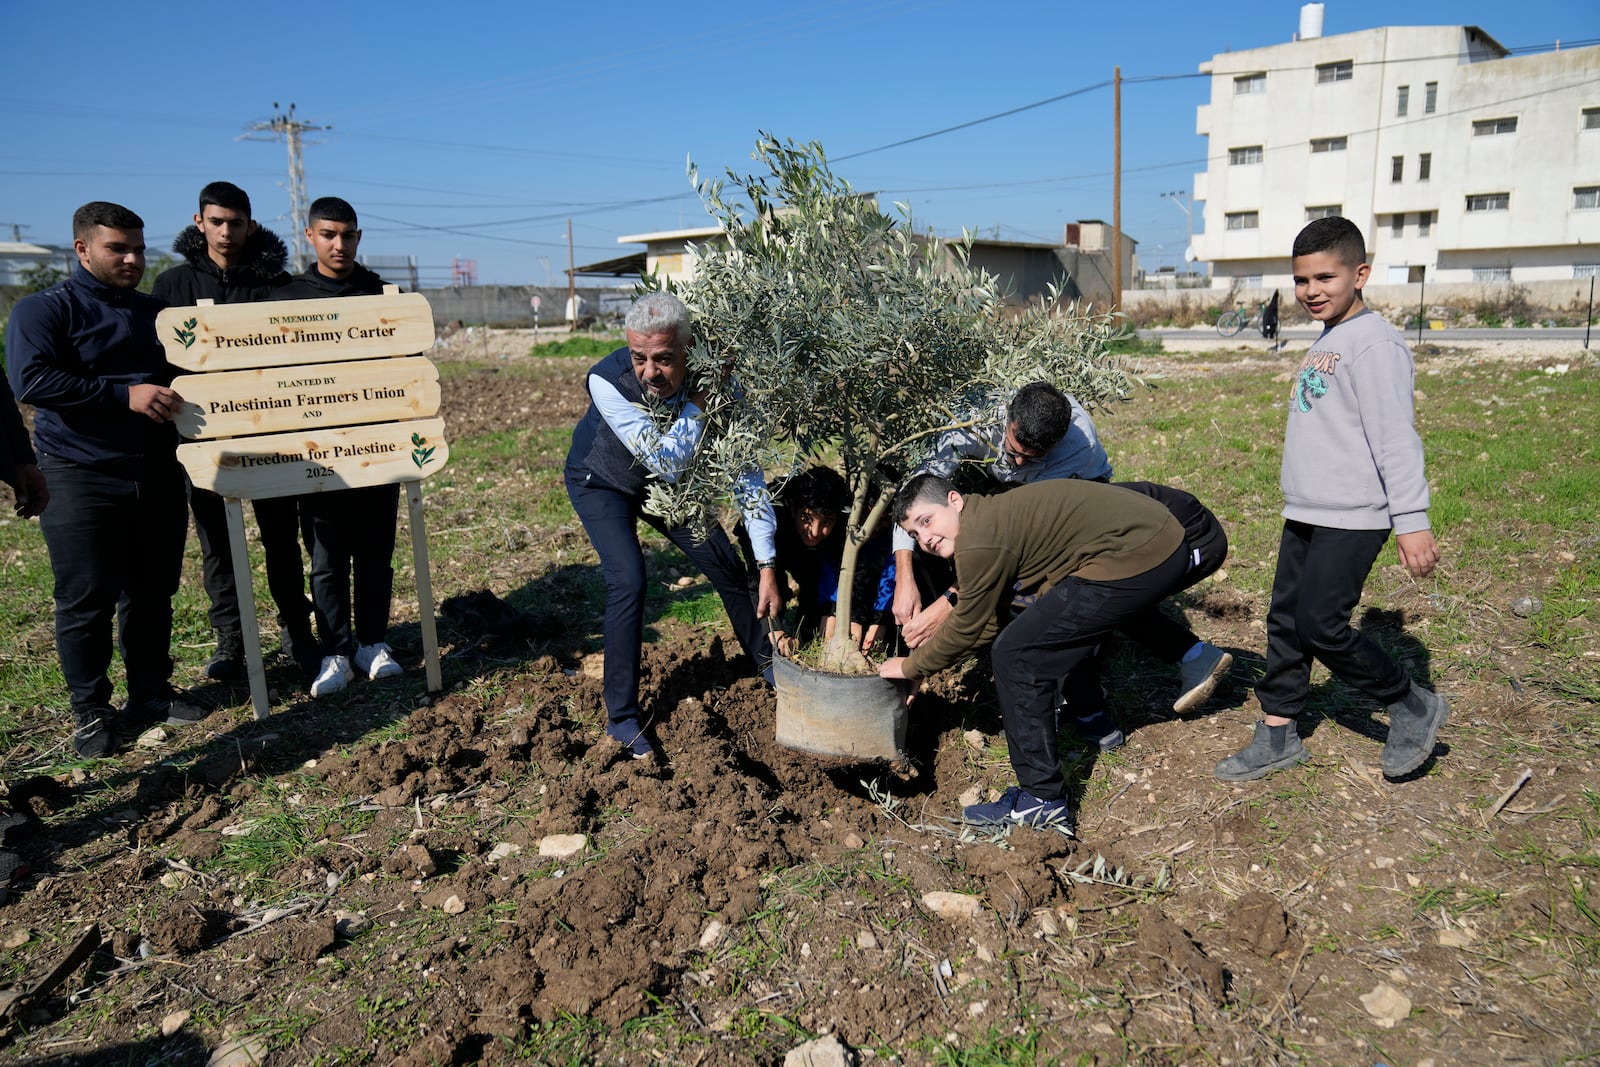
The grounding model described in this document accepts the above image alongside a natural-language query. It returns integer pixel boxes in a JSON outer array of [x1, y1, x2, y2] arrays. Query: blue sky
[[4, 1, 1592, 285]]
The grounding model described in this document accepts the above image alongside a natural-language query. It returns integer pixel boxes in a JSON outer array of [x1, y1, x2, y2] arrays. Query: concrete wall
[[417, 284, 636, 327], [1121, 276, 1600, 322]]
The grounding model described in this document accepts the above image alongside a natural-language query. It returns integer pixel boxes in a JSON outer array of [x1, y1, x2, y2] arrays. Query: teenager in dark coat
[[151, 182, 315, 678]]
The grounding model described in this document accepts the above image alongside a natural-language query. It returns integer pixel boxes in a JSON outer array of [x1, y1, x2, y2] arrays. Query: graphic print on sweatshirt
[[1292, 349, 1341, 413]]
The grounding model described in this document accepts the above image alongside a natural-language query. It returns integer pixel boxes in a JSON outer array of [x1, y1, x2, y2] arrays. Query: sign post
[[158, 287, 448, 718]]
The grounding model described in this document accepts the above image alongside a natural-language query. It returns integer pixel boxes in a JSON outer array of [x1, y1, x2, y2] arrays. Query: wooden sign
[[157, 288, 435, 372], [172, 357, 440, 439], [179, 417, 448, 500]]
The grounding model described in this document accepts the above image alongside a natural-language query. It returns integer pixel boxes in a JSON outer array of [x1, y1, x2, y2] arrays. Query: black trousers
[[568, 478, 770, 725], [37, 454, 187, 708], [991, 543, 1190, 800], [1255, 520, 1411, 719], [1109, 512, 1229, 664], [188, 481, 313, 637], [301, 485, 399, 660]]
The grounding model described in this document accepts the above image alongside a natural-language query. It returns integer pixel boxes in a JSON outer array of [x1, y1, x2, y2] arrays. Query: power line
[[834, 80, 1114, 162], [241, 103, 330, 272], [831, 36, 1592, 164]]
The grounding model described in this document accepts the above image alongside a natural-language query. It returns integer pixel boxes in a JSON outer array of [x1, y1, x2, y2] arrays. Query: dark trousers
[[1255, 520, 1411, 719], [37, 455, 187, 708], [255, 496, 315, 634], [188, 481, 313, 637], [568, 478, 770, 725], [301, 485, 399, 659], [991, 543, 1190, 799], [1111, 516, 1229, 664]]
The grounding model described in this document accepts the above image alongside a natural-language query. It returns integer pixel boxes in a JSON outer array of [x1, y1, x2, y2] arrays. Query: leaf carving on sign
[[173, 317, 198, 350], [411, 432, 436, 468]]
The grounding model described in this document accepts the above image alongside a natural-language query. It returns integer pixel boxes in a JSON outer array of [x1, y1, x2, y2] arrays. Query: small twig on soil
[[226, 898, 323, 940], [1484, 768, 1534, 824], [102, 955, 199, 978], [162, 857, 216, 886], [1505, 792, 1565, 817], [1265, 938, 1312, 1027]]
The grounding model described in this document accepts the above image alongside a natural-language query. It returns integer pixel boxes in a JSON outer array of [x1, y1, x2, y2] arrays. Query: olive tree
[[644, 134, 1134, 673]]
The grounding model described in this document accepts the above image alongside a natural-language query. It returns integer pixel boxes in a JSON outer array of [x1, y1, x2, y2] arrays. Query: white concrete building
[[1191, 9, 1600, 287]]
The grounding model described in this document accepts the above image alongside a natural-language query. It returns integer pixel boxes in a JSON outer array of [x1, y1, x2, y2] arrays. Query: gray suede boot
[[1382, 681, 1449, 778], [1215, 720, 1309, 782]]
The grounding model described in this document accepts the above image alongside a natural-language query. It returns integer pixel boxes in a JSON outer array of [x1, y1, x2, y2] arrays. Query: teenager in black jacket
[[152, 182, 318, 680], [275, 197, 405, 697]]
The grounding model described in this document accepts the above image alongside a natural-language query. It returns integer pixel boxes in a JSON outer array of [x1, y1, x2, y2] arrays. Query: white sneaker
[[354, 642, 403, 680], [311, 654, 355, 697]]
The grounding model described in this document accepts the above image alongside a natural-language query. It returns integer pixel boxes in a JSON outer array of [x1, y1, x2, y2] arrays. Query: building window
[[1418, 153, 1432, 181], [1305, 204, 1343, 220], [1585, 107, 1600, 130], [1576, 186, 1600, 210], [1397, 85, 1410, 116], [1391, 156, 1404, 182], [1466, 193, 1510, 212], [1228, 145, 1264, 165], [1315, 60, 1354, 84], [1225, 211, 1260, 231], [1576, 264, 1600, 278], [1419, 212, 1432, 237], [1235, 72, 1266, 95], [1241, 275, 1263, 288], [1424, 82, 1438, 113], [1472, 116, 1518, 136], [1392, 214, 1406, 237], [1472, 267, 1512, 282], [1310, 136, 1348, 153]]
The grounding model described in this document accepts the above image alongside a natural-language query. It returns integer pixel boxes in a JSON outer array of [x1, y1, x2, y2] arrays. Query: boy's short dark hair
[[307, 196, 358, 228], [1292, 216, 1366, 267], [782, 466, 849, 516], [72, 201, 144, 240], [893, 473, 957, 526], [199, 181, 251, 219], [1007, 382, 1073, 453]]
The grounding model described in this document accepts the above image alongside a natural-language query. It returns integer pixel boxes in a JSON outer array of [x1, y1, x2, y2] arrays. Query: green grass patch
[[529, 335, 624, 360], [1104, 332, 1165, 357]]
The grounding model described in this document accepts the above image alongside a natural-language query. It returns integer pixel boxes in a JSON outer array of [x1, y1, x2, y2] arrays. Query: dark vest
[[565, 347, 657, 495]]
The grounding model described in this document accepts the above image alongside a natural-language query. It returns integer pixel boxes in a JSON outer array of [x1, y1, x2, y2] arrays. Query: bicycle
[[1216, 302, 1265, 337]]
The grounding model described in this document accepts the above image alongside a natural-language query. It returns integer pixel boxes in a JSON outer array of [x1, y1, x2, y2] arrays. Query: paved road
[[1142, 326, 1596, 346]]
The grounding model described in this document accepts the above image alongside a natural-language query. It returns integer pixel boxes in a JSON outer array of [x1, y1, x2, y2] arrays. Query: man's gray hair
[[625, 292, 691, 344]]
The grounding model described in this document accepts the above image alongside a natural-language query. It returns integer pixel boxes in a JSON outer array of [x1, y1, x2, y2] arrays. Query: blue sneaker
[[605, 718, 655, 760], [962, 786, 1073, 830], [1175, 643, 1233, 713], [1061, 708, 1126, 752]]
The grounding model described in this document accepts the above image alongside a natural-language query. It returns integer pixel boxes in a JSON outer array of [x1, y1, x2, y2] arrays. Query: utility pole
[[1111, 66, 1122, 310], [1, 223, 27, 243], [241, 102, 329, 273], [566, 217, 576, 329]]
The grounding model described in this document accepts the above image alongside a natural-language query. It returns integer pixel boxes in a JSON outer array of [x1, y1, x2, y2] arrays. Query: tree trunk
[[817, 482, 894, 674]]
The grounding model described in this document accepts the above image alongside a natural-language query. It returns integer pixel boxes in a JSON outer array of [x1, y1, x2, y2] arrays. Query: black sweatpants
[[37, 454, 187, 709], [301, 485, 399, 660], [1255, 520, 1412, 719], [991, 543, 1191, 800], [188, 481, 314, 638]]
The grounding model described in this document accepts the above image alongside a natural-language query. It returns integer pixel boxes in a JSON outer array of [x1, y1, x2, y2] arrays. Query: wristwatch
[[757, 558, 777, 570], [941, 589, 958, 606]]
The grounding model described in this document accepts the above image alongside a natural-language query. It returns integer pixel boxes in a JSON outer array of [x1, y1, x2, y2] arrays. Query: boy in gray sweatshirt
[[1216, 216, 1449, 783]]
